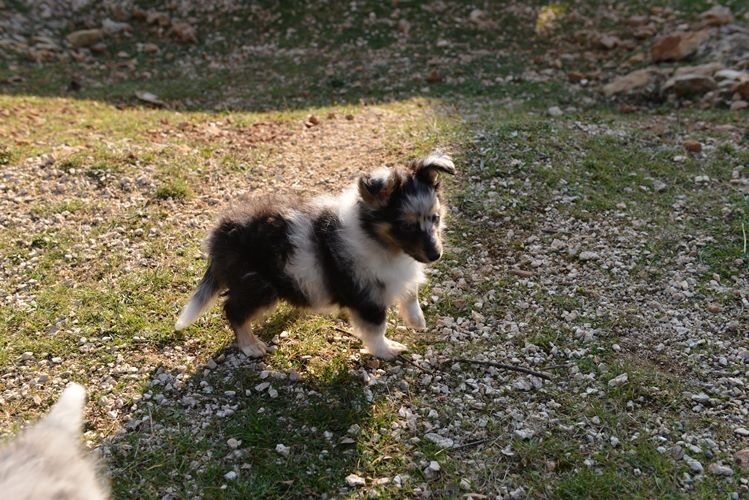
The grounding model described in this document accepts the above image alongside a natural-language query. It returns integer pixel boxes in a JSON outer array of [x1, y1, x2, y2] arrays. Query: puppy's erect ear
[[358, 170, 398, 206], [408, 152, 456, 185]]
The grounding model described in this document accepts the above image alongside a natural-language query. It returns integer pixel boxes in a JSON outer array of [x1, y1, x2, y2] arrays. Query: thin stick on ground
[[332, 325, 354, 337], [742, 222, 747, 254], [397, 354, 434, 375]]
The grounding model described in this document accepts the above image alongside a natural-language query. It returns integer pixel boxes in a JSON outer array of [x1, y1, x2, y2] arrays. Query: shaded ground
[[1, 1, 748, 498]]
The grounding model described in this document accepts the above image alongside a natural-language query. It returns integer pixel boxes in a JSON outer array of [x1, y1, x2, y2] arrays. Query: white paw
[[404, 313, 427, 331], [362, 336, 409, 360], [238, 339, 267, 358], [400, 300, 427, 330]]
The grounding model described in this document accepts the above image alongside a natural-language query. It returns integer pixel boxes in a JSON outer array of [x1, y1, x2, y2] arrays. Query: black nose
[[426, 248, 442, 262]]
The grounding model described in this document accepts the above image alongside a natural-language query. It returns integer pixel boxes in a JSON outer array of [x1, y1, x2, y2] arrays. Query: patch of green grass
[[696, 195, 748, 278], [527, 327, 565, 352], [155, 179, 192, 200]]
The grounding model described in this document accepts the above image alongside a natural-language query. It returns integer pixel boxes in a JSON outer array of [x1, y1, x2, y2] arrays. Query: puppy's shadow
[[253, 307, 304, 342], [103, 308, 372, 498]]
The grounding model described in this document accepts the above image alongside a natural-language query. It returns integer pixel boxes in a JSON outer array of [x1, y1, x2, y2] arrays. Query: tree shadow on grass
[[0, 0, 561, 113], [102, 309, 376, 498]]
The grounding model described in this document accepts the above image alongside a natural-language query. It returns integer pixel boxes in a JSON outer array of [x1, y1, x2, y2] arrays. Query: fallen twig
[[443, 358, 552, 380], [332, 326, 354, 337], [509, 268, 536, 278], [542, 362, 575, 370], [398, 354, 434, 375]]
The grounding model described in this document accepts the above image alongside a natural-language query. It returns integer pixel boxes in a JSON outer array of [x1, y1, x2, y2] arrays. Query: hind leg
[[224, 275, 278, 358], [234, 314, 272, 358]]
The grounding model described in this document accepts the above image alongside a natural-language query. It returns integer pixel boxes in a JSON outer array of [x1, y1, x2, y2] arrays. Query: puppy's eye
[[431, 214, 440, 223]]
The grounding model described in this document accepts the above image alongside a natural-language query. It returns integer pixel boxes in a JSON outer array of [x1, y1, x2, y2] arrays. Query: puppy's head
[[358, 153, 455, 263]]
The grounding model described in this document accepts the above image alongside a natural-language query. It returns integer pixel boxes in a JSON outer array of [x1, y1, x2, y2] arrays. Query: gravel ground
[[1, 0, 747, 498]]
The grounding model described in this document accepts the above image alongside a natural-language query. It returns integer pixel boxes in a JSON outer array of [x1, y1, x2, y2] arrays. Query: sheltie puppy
[[176, 153, 455, 360]]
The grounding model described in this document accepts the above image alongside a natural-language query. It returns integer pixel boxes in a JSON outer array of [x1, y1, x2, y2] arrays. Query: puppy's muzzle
[[425, 247, 442, 262]]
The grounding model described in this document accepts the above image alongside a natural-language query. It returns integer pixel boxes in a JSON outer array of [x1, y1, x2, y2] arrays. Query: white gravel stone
[[578, 251, 600, 261], [275, 444, 290, 457], [513, 377, 533, 391], [691, 393, 710, 404], [514, 428, 535, 440], [510, 487, 526, 499], [684, 455, 704, 474], [423, 460, 441, 478], [707, 463, 733, 476], [608, 373, 629, 387], [345, 473, 366, 487], [424, 433, 454, 448]]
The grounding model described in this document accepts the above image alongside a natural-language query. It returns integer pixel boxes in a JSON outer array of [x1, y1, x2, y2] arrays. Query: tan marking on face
[[373, 222, 401, 252], [402, 212, 419, 224]]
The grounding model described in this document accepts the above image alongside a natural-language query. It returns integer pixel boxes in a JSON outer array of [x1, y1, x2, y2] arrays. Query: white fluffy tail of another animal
[[0, 383, 109, 499], [43, 383, 87, 434]]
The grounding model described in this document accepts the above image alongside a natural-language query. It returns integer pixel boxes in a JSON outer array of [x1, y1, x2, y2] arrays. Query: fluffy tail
[[41, 383, 87, 435], [175, 267, 221, 331]]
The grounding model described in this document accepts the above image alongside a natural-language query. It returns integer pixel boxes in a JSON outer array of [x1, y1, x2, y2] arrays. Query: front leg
[[397, 290, 426, 330], [350, 307, 408, 360]]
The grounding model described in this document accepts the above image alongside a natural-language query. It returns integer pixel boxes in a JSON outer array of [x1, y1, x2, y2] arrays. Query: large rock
[[66, 29, 104, 48], [700, 5, 733, 27], [662, 74, 717, 96], [603, 68, 658, 96], [651, 30, 711, 61]]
